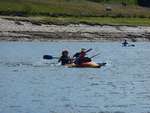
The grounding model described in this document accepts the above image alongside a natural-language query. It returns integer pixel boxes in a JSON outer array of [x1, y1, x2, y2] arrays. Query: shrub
[[137, 0, 150, 7]]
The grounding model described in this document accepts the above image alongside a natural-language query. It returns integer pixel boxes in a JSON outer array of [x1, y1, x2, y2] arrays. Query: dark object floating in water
[[122, 44, 135, 47]]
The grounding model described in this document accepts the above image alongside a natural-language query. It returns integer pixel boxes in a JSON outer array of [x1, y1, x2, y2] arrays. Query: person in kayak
[[122, 40, 128, 47], [73, 48, 92, 65], [58, 50, 72, 65]]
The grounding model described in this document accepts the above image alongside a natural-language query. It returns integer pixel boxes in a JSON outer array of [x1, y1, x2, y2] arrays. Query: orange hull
[[66, 62, 106, 68]]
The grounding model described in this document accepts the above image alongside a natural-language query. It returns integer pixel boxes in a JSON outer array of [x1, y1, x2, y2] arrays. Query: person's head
[[80, 48, 86, 52], [62, 49, 69, 56]]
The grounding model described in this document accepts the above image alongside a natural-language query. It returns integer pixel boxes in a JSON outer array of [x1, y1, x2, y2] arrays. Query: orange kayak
[[66, 61, 106, 68]]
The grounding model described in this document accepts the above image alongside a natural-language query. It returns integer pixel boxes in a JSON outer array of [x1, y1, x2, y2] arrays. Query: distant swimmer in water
[[122, 40, 128, 47], [122, 40, 135, 47]]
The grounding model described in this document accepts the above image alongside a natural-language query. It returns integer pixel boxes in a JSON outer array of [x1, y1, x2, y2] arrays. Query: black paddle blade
[[43, 55, 53, 59], [130, 44, 135, 47], [98, 63, 107, 66], [101, 63, 107, 66]]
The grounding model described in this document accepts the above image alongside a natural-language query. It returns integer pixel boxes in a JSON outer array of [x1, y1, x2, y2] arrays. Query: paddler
[[73, 48, 92, 65], [58, 49, 72, 65], [122, 40, 128, 47]]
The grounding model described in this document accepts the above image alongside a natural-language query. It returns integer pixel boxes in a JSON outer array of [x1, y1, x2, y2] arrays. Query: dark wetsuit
[[58, 56, 71, 65], [73, 52, 80, 58], [122, 41, 128, 47]]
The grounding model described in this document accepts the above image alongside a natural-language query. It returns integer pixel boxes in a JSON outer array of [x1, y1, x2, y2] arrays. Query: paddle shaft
[[90, 53, 100, 59]]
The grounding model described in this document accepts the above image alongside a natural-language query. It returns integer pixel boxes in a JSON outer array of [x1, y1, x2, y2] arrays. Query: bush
[[138, 0, 150, 7]]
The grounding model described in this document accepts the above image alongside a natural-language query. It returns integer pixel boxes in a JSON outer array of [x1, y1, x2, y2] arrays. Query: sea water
[[0, 41, 150, 113]]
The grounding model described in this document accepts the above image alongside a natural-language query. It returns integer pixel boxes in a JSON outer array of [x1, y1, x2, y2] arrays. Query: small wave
[[0, 60, 60, 68], [3, 61, 33, 67]]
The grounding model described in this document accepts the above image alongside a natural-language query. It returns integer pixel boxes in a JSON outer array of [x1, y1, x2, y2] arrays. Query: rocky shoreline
[[0, 17, 150, 42]]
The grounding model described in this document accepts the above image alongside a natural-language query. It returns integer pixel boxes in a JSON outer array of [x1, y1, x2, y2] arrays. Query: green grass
[[0, 0, 104, 16], [0, 0, 150, 26], [0, 0, 150, 17], [4, 16, 150, 26], [88, 0, 138, 4], [38, 17, 150, 26]]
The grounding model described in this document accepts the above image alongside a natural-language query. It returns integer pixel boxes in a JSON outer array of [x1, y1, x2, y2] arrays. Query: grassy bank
[[88, 0, 138, 4], [0, 0, 150, 26], [0, 0, 150, 18], [3, 16, 150, 26]]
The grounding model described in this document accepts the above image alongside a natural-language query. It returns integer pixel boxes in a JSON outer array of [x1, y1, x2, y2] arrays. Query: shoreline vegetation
[[3, 16, 150, 26], [0, 0, 150, 41], [0, 0, 150, 18]]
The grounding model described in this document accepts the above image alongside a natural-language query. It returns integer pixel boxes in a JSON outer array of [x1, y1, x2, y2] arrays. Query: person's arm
[[73, 53, 80, 58], [68, 56, 72, 64], [58, 57, 62, 62]]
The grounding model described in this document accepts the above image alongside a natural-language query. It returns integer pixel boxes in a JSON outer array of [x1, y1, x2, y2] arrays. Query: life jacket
[[59, 56, 71, 65], [79, 51, 86, 58]]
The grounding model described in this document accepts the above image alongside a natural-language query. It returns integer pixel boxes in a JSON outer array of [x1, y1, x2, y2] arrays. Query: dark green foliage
[[87, 0, 138, 4], [87, 0, 101, 2], [138, 0, 150, 7], [0, 0, 149, 18]]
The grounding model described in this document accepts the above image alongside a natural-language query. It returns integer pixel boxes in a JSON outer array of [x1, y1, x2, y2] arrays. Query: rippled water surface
[[0, 42, 150, 113]]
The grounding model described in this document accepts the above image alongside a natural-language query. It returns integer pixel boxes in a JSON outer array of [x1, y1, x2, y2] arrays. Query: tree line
[[87, 0, 150, 7], [138, 0, 150, 7]]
